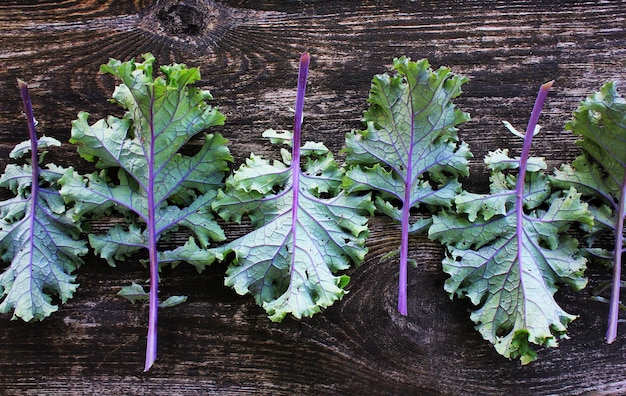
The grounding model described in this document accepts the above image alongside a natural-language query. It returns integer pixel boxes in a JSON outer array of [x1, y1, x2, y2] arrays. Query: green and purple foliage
[[5, 52, 619, 371], [59, 54, 232, 371], [343, 57, 471, 315], [212, 53, 374, 321], [551, 82, 626, 344], [0, 80, 87, 322], [430, 82, 592, 363]]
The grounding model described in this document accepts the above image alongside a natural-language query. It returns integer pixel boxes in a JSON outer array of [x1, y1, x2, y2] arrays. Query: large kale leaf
[[343, 57, 471, 315], [212, 53, 373, 321], [430, 82, 592, 363], [59, 54, 231, 371]]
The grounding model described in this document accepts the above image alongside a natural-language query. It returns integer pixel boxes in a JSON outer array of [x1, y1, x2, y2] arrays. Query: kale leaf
[[551, 81, 626, 343], [343, 57, 471, 315], [212, 53, 374, 321], [430, 82, 592, 363], [0, 80, 87, 322], [59, 54, 231, 371]]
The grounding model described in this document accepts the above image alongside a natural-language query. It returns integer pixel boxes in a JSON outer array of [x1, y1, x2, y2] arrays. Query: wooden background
[[1, 0, 625, 394]]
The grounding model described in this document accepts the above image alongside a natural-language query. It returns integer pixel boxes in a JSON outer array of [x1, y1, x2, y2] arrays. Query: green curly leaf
[[343, 56, 471, 315], [58, 54, 231, 371], [430, 145, 592, 364], [213, 54, 373, 322], [0, 80, 87, 322]]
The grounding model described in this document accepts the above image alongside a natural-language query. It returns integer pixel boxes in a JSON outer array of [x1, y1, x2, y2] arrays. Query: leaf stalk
[[515, 80, 553, 306], [17, 79, 41, 298], [287, 53, 310, 283], [145, 99, 159, 372], [17, 79, 40, 187], [606, 173, 626, 343]]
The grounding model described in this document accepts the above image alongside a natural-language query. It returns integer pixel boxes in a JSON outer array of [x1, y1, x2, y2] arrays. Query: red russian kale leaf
[[0, 80, 87, 321], [59, 54, 231, 370], [430, 82, 592, 363], [342, 57, 471, 315], [551, 81, 626, 343], [212, 53, 373, 321]]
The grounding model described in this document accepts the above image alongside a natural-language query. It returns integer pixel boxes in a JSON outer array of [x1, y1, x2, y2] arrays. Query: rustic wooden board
[[1, 1, 625, 394]]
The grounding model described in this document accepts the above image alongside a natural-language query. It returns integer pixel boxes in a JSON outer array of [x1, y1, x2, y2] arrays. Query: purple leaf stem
[[515, 80, 554, 301], [289, 52, 310, 275], [291, 52, 310, 170], [607, 174, 626, 343], [17, 79, 40, 186], [17, 79, 41, 297], [145, 100, 159, 372], [398, 172, 411, 315]]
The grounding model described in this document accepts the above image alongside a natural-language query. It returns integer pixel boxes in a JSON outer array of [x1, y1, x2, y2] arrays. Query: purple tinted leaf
[[59, 54, 231, 370], [552, 82, 626, 343], [343, 57, 471, 315], [213, 53, 373, 321], [430, 82, 592, 363], [0, 80, 87, 322]]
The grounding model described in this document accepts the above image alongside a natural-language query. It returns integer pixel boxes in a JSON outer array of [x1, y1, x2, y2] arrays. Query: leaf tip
[[300, 52, 311, 65], [542, 80, 555, 91], [143, 357, 155, 372]]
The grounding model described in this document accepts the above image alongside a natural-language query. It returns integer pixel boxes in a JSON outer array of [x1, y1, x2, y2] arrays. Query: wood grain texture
[[1, 0, 626, 394]]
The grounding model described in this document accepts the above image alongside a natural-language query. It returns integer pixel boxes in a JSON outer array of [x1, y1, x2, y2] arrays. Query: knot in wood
[[145, 0, 232, 46], [157, 3, 205, 36], [142, 0, 276, 49]]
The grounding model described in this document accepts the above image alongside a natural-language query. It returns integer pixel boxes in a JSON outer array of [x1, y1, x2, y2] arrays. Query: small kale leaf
[[0, 79, 87, 322], [550, 81, 626, 343], [117, 282, 149, 304], [212, 53, 374, 322], [342, 57, 471, 315], [430, 82, 592, 364], [58, 54, 231, 371], [117, 282, 187, 307]]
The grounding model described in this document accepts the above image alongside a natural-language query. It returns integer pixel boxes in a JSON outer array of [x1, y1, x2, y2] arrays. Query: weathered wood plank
[[0, 1, 626, 394]]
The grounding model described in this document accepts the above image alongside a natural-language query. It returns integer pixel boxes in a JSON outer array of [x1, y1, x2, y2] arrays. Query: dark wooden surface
[[1, 1, 626, 394]]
